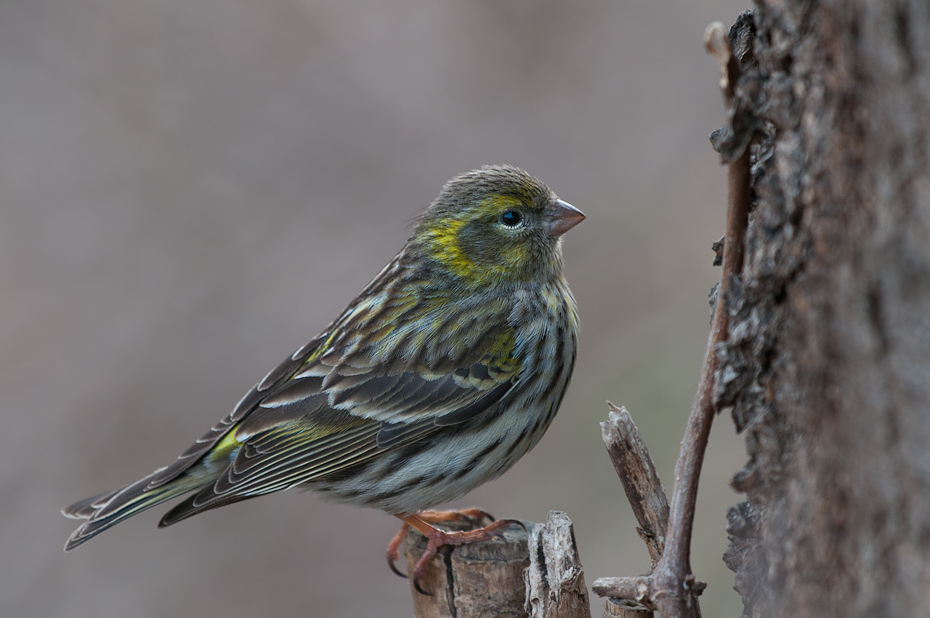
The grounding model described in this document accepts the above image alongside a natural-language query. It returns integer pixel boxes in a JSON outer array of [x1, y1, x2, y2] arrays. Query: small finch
[[63, 165, 585, 586]]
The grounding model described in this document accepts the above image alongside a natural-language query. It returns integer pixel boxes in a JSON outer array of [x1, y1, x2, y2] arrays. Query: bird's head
[[412, 165, 585, 288]]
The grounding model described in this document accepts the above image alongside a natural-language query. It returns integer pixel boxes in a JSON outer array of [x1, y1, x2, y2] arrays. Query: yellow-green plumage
[[62, 165, 584, 551]]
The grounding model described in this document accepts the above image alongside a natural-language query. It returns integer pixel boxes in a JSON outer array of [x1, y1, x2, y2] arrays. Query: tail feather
[[62, 488, 121, 520], [62, 468, 205, 551]]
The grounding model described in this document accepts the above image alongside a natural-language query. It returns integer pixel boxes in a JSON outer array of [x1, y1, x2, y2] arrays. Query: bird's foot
[[385, 509, 518, 594]]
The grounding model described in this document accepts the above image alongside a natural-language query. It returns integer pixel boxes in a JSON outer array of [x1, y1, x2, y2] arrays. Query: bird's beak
[[548, 199, 586, 237]]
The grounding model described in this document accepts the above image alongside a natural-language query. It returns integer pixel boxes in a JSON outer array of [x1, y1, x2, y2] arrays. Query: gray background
[[2, 0, 749, 616]]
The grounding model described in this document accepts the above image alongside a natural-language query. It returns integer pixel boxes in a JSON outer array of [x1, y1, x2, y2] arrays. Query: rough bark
[[717, 2, 930, 617]]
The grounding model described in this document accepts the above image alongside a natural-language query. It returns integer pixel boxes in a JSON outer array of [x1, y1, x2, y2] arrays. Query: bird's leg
[[416, 507, 496, 527]]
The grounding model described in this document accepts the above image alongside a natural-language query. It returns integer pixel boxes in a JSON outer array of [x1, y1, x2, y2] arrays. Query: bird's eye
[[500, 210, 522, 227]]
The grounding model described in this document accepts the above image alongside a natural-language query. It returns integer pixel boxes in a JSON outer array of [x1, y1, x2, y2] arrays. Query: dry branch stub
[[524, 511, 592, 618], [600, 404, 669, 567], [596, 404, 669, 618]]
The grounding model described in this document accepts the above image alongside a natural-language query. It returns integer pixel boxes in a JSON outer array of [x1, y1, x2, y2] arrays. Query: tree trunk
[[718, 2, 930, 617]]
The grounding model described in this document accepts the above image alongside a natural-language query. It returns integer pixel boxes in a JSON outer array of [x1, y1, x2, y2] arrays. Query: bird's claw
[[385, 522, 410, 579], [498, 518, 527, 532], [413, 575, 432, 596], [387, 554, 408, 579]]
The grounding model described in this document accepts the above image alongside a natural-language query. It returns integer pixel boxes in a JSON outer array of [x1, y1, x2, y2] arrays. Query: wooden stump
[[405, 519, 531, 618]]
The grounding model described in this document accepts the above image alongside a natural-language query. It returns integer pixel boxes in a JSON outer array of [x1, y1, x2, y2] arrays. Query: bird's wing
[[149, 274, 522, 520], [155, 332, 520, 525]]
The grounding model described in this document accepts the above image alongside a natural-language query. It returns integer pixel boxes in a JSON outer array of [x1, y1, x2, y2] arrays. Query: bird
[[62, 164, 585, 588]]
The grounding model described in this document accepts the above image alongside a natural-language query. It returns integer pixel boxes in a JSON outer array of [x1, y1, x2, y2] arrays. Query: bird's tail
[[62, 468, 205, 551]]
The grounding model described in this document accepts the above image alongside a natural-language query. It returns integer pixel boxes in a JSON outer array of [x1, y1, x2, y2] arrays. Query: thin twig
[[650, 23, 752, 617], [593, 20, 753, 617]]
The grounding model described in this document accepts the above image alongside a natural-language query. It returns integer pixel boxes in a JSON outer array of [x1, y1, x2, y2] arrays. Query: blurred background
[[2, 0, 750, 616]]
